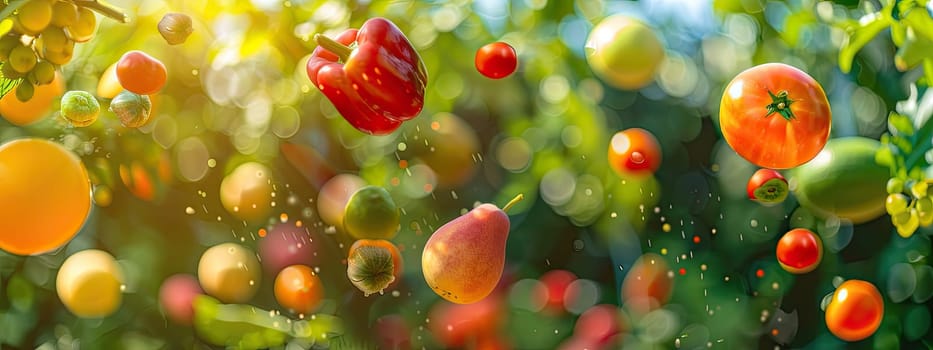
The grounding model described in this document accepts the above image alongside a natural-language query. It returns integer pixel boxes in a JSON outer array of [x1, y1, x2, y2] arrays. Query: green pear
[[422, 194, 523, 304]]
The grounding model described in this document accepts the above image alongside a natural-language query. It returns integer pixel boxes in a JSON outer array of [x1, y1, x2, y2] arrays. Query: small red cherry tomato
[[825, 280, 883, 342], [608, 128, 662, 177], [535, 269, 577, 314], [776, 228, 822, 274], [115, 51, 167, 95], [475, 42, 517, 79], [747, 169, 789, 203]]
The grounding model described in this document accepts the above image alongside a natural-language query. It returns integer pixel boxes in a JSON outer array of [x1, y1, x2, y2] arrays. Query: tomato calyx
[[765, 90, 797, 121]]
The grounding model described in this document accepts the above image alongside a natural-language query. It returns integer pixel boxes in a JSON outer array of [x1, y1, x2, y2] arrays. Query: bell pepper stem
[[502, 194, 524, 213], [314, 34, 353, 62]]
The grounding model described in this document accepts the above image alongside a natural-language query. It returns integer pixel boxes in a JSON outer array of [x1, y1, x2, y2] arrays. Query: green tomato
[[343, 186, 400, 240], [585, 15, 665, 90], [60, 90, 100, 127]]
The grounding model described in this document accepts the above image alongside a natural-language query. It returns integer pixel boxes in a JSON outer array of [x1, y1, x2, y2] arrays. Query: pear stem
[[501, 194, 524, 213]]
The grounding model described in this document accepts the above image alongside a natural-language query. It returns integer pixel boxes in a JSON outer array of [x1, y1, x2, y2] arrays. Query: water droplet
[[572, 239, 584, 251]]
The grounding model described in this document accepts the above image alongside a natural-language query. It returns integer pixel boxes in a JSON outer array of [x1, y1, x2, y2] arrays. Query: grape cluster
[[0, 0, 98, 101], [885, 177, 933, 237]]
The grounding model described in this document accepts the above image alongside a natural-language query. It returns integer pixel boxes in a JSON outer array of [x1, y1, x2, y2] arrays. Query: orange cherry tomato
[[0, 138, 90, 255], [719, 63, 831, 169], [115, 50, 167, 95], [608, 128, 661, 177], [776, 228, 822, 274], [621, 253, 672, 314], [825, 280, 883, 342], [274, 265, 324, 314]]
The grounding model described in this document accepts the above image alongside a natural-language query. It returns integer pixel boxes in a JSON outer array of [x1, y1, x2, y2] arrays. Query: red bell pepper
[[307, 18, 428, 135]]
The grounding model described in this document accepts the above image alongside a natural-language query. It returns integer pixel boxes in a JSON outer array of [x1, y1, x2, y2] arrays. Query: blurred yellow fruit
[[97, 62, 122, 99], [56, 249, 124, 318], [220, 162, 273, 222], [51, 1, 78, 27], [64, 7, 96, 42], [14, 0, 53, 35], [197, 243, 261, 303], [585, 15, 665, 90]]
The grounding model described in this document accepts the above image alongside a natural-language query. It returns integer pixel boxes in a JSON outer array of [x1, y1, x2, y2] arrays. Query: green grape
[[896, 209, 920, 238], [29, 60, 55, 85], [887, 178, 905, 194], [64, 7, 96, 43], [918, 197, 933, 214], [920, 209, 933, 227], [8, 44, 37, 73], [912, 181, 929, 199], [38, 26, 69, 53], [0, 35, 20, 61], [51, 1, 78, 27], [886, 193, 910, 215], [15, 81, 35, 102], [14, 0, 53, 35]]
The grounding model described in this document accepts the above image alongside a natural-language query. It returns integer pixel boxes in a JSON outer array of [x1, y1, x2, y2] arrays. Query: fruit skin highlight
[[422, 195, 522, 304]]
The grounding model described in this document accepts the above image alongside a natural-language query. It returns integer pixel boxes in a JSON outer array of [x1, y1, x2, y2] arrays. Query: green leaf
[[0, 72, 20, 99], [5, 274, 34, 312], [889, 112, 917, 136], [192, 295, 343, 349], [906, 91, 933, 169], [839, 12, 892, 73]]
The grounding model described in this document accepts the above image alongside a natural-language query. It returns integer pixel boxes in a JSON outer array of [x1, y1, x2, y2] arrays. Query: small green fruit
[[109, 90, 151, 127], [343, 186, 400, 240], [61, 90, 100, 127]]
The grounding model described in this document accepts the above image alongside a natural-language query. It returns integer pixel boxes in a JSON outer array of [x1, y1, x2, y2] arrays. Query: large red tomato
[[825, 280, 883, 342], [719, 63, 831, 169]]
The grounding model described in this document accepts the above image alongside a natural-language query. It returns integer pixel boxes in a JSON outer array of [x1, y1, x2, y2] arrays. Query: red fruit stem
[[502, 194, 524, 213], [314, 34, 352, 62]]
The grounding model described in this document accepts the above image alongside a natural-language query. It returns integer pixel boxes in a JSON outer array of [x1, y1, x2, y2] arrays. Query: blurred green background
[[1, 0, 933, 349]]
